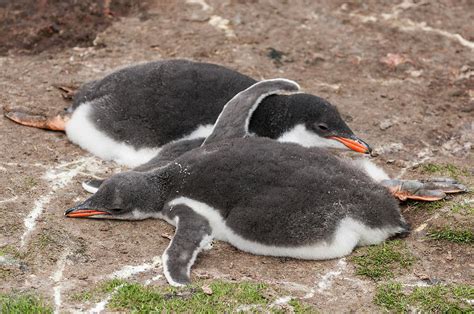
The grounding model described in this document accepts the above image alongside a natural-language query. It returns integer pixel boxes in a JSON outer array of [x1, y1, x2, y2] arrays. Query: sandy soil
[[0, 0, 472, 312]]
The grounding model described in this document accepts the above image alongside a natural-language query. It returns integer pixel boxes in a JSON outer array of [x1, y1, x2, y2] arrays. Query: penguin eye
[[318, 123, 328, 131]]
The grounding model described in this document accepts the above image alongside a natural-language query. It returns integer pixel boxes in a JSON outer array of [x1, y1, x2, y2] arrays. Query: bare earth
[[0, 0, 472, 312]]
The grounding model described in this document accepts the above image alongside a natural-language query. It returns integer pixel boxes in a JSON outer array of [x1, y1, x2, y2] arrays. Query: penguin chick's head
[[65, 172, 164, 219], [250, 93, 372, 154]]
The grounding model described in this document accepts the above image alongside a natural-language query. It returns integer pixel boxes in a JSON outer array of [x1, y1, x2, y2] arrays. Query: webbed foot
[[3, 105, 69, 131], [381, 178, 468, 201]]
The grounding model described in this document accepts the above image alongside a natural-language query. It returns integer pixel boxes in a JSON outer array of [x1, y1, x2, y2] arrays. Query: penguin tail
[[3, 105, 69, 131]]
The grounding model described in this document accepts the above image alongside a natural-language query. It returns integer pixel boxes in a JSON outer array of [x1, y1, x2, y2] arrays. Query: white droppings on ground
[[144, 274, 163, 286], [272, 296, 292, 306], [186, 0, 211, 11], [348, 1, 474, 50], [89, 257, 162, 313], [51, 249, 70, 314], [316, 258, 347, 294], [0, 195, 18, 204], [90, 294, 113, 314], [89, 285, 124, 314], [208, 16, 236, 38], [20, 157, 104, 247], [108, 255, 162, 279]]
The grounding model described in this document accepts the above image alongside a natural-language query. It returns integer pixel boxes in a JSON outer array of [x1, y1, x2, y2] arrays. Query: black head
[[65, 171, 166, 219], [249, 93, 371, 154]]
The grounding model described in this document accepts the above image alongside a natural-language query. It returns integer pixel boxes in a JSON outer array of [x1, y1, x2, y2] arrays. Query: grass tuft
[[427, 228, 473, 244], [374, 282, 474, 312], [72, 280, 314, 312], [410, 200, 447, 212], [420, 163, 468, 179], [0, 294, 52, 313], [351, 240, 414, 280], [71, 279, 127, 302], [108, 281, 269, 312]]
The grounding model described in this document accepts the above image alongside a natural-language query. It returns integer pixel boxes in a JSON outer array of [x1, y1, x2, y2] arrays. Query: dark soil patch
[[0, 0, 149, 56]]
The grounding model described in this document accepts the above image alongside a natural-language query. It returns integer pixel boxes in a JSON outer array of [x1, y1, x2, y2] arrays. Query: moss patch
[[351, 240, 414, 280], [374, 282, 474, 312], [0, 293, 52, 313], [428, 228, 473, 244], [420, 163, 468, 179]]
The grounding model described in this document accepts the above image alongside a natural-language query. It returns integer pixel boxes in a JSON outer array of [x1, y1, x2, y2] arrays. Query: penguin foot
[[162, 204, 213, 286], [381, 178, 468, 201], [53, 84, 78, 100], [3, 105, 69, 131]]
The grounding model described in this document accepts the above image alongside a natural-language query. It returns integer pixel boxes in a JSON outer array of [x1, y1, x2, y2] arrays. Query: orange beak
[[329, 136, 372, 154], [65, 208, 110, 218]]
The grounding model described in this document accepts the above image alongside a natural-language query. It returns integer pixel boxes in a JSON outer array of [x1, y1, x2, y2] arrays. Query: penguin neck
[[248, 95, 293, 139], [143, 169, 176, 211]]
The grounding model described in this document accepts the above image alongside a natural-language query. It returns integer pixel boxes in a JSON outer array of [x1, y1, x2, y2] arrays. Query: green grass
[[451, 202, 474, 215], [374, 282, 474, 312], [108, 281, 269, 312], [350, 240, 414, 280], [420, 163, 468, 179], [428, 228, 473, 244], [0, 294, 52, 313], [411, 200, 447, 212], [0, 245, 23, 259], [71, 279, 127, 302], [73, 280, 314, 312], [24, 177, 38, 188]]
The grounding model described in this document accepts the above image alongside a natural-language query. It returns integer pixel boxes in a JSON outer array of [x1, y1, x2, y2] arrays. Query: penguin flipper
[[162, 204, 213, 286], [381, 178, 468, 201], [3, 105, 69, 131], [202, 79, 300, 146]]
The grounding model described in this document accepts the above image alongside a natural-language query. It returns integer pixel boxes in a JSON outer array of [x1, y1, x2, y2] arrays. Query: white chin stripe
[[277, 124, 347, 149]]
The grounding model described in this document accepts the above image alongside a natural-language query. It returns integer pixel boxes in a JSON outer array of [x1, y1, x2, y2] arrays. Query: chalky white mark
[[0, 196, 18, 204], [316, 258, 347, 293], [271, 296, 292, 306], [90, 294, 113, 314], [208, 16, 236, 38], [301, 258, 348, 299], [89, 285, 123, 314], [349, 3, 474, 50], [52, 249, 70, 314], [144, 274, 163, 286], [90, 256, 162, 313], [108, 255, 162, 279], [20, 157, 103, 247], [186, 0, 211, 11]]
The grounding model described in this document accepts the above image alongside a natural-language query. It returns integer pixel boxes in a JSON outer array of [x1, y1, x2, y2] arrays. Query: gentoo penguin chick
[[4, 59, 370, 167], [66, 79, 465, 286]]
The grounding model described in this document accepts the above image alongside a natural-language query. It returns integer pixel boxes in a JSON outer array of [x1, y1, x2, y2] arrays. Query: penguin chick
[[65, 137, 408, 286], [5, 59, 370, 167], [65, 80, 408, 287]]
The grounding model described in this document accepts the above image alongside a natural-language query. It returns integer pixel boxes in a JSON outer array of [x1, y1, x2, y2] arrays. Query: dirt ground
[[0, 0, 473, 312]]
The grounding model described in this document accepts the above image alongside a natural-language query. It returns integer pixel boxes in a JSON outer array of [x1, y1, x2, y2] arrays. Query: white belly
[[168, 197, 402, 260], [66, 102, 212, 168]]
